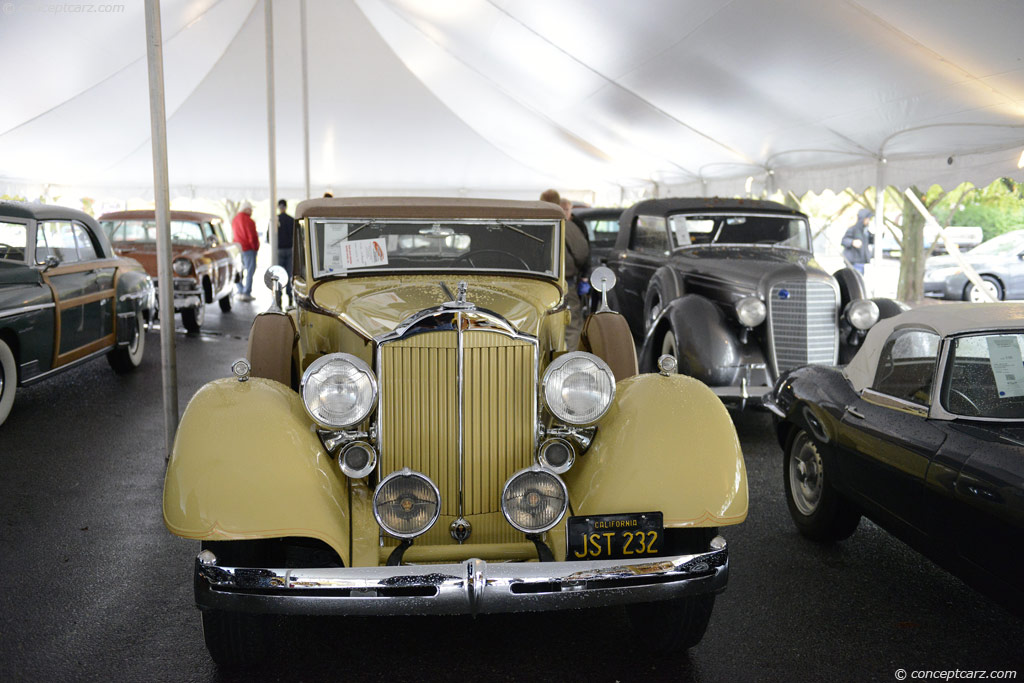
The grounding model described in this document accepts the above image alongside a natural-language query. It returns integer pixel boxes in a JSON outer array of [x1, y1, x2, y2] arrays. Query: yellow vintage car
[[162, 197, 748, 665]]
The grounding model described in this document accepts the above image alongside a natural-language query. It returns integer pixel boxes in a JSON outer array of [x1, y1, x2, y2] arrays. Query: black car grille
[[767, 280, 838, 375]]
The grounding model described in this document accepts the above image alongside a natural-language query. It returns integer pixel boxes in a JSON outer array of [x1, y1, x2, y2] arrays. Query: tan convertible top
[[296, 196, 565, 221], [844, 302, 1024, 392]]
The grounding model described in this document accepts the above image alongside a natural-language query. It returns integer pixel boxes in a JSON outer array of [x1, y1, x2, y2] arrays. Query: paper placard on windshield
[[341, 238, 389, 269], [986, 336, 1024, 398], [323, 223, 349, 273]]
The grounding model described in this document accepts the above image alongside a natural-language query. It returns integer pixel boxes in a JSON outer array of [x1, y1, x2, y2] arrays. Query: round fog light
[[339, 441, 377, 479], [373, 469, 440, 539], [736, 296, 766, 328], [501, 466, 568, 534], [845, 299, 880, 330], [538, 438, 575, 474]]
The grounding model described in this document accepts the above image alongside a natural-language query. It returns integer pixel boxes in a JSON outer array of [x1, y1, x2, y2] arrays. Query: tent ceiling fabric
[[1, 0, 1022, 200]]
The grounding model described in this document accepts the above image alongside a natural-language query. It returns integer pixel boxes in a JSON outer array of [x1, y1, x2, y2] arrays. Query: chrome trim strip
[[860, 388, 929, 418], [194, 539, 729, 617], [456, 310, 466, 520], [19, 346, 110, 387], [0, 302, 56, 319]]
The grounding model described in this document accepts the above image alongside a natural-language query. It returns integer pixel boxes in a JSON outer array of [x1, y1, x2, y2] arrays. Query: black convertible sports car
[[766, 303, 1024, 614], [604, 197, 901, 408]]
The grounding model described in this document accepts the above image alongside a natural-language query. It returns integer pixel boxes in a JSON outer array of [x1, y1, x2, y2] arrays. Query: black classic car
[[0, 202, 154, 427], [605, 198, 901, 408], [767, 303, 1024, 614], [573, 206, 622, 268]]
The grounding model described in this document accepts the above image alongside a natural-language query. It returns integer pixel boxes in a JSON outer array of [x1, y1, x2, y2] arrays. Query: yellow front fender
[[563, 373, 748, 528], [162, 377, 351, 565]]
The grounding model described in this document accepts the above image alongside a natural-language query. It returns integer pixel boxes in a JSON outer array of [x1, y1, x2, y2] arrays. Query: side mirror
[[590, 266, 617, 313], [36, 255, 60, 271], [264, 264, 288, 312]]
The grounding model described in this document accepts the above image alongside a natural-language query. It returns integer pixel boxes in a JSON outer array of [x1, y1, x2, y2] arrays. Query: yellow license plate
[[567, 512, 664, 560]]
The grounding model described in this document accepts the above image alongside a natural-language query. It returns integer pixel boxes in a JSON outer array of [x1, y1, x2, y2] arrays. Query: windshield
[[942, 332, 1024, 419], [967, 230, 1024, 256], [309, 218, 560, 279], [668, 213, 810, 251], [101, 219, 211, 247]]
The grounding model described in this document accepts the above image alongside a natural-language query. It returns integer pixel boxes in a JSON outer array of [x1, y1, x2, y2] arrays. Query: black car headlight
[[844, 299, 880, 330], [373, 469, 440, 539], [735, 296, 766, 328], [301, 353, 377, 429], [501, 466, 568, 534], [542, 352, 615, 425], [172, 257, 193, 277]]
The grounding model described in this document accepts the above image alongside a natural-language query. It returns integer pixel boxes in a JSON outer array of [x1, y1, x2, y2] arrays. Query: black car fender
[[640, 293, 766, 386], [642, 266, 684, 325]]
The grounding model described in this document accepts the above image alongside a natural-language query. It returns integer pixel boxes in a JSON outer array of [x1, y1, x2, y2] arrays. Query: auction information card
[[322, 223, 389, 272], [986, 336, 1024, 398]]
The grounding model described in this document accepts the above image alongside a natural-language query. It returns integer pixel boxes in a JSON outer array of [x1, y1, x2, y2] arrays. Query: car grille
[[377, 330, 536, 525], [767, 279, 838, 375]]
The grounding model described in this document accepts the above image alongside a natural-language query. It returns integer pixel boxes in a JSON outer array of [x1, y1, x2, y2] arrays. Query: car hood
[[311, 274, 562, 340], [671, 246, 830, 295]]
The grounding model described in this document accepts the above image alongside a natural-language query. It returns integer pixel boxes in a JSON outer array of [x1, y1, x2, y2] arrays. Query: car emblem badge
[[450, 517, 472, 543], [778, 289, 790, 299]]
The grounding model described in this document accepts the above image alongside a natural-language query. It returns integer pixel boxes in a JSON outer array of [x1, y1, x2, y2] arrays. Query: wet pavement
[[0, 289, 1021, 682]]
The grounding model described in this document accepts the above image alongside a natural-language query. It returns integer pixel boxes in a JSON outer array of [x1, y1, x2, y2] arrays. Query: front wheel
[[0, 337, 17, 427], [964, 275, 1003, 303], [627, 594, 716, 653], [783, 428, 860, 543], [107, 313, 146, 374], [182, 301, 205, 333]]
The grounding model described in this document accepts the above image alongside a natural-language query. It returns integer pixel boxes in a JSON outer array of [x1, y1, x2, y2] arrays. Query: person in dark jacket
[[842, 208, 874, 274], [541, 189, 590, 351], [276, 199, 294, 306]]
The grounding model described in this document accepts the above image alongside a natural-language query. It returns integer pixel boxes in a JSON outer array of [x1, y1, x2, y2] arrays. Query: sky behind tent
[[1, 0, 1022, 201]]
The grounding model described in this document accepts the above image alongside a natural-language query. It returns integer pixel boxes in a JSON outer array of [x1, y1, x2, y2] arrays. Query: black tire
[[198, 540, 277, 667], [107, 314, 145, 374], [218, 290, 233, 312], [627, 594, 716, 653], [783, 428, 860, 543], [182, 302, 205, 333], [0, 337, 17, 427], [963, 275, 1004, 303]]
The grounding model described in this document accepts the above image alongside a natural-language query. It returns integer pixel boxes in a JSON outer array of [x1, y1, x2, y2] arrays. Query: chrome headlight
[[845, 299, 880, 330], [501, 466, 568, 534], [542, 352, 615, 425], [338, 441, 377, 479], [172, 257, 193, 276], [301, 353, 377, 429], [373, 469, 440, 539], [537, 437, 575, 474], [735, 296, 766, 328]]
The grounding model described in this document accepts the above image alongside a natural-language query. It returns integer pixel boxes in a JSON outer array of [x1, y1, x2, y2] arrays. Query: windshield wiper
[[327, 220, 374, 247], [496, 222, 544, 243]]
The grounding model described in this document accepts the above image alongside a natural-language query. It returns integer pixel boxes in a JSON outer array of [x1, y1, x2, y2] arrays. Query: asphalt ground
[[1, 291, 1021, 683]]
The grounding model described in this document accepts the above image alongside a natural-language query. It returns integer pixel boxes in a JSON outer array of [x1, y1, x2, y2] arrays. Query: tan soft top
[[98, 209, 222, 223], [295, 196, 565, 221], [844, 302, 1024, 392]]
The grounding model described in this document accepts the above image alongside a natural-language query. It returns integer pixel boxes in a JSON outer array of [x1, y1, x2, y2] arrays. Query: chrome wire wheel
[[788, 431, 823, 516]]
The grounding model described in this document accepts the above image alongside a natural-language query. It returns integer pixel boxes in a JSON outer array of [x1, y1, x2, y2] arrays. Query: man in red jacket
[[232, 200, 259, 301]]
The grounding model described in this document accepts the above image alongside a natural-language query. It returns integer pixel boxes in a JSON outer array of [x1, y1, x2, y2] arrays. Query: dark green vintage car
[[0, 201, 155, 427]]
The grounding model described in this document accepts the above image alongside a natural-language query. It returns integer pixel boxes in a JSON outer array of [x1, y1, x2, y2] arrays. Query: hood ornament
[[450, 517, 472, 543], [441, 280, 475, 310]]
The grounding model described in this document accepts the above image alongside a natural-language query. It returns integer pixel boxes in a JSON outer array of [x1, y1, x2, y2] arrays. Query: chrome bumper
[[194, 537, 729, 616], [711, 383, 772, 410]]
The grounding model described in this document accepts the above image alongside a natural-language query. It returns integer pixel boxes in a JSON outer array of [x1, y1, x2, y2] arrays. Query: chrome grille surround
[[766, 277, 839, 377], [374, 304, 539, 529]]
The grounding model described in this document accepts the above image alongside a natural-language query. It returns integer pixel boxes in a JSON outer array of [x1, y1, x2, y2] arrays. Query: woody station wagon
[[162, 197, 748, 665]]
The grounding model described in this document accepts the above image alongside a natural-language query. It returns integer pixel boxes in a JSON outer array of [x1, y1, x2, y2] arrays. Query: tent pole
[[143, 0, 179, 458], [301, 0, 311, 200], [265, 0, 278, 265], [869, 160, 886, 296]]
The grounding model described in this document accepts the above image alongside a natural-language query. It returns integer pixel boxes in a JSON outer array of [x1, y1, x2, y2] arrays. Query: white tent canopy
[[1, 0, 1023, 202]]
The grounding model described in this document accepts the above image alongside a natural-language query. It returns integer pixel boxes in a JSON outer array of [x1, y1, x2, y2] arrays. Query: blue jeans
[[277, 247, 293, 301], [852, 263, 864, 274], [240, 250, 257, 295]]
